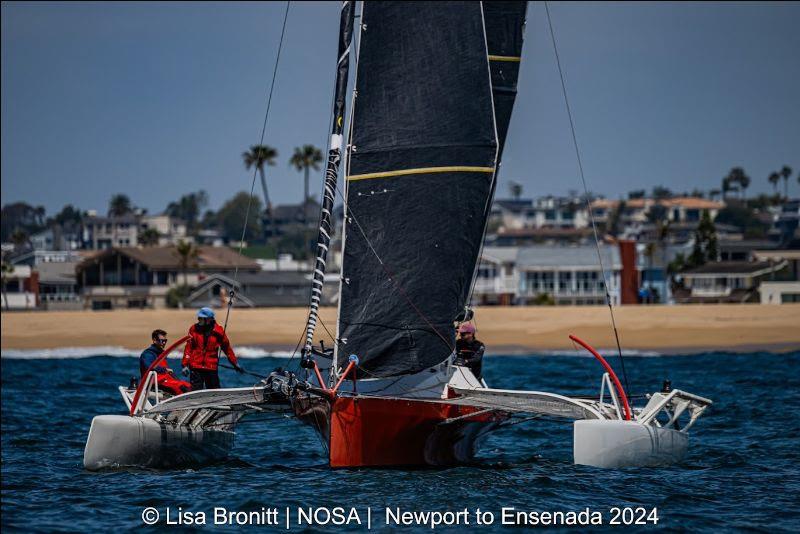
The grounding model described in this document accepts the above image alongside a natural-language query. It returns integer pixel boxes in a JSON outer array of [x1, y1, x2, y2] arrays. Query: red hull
[[328, 396, 504, 467]]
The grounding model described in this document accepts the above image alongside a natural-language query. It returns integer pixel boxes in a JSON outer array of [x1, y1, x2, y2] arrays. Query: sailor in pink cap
[[454, 322, 485, 380]]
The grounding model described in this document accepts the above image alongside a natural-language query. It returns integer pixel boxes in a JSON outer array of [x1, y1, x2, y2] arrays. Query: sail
[[483, 1, 528, 161], [465, 1, 528, 304], [302, 0, 355, 354], [336, 1, 498, 377]]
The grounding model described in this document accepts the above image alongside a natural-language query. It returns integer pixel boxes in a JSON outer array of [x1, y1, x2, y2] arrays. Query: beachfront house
[[139, 215, 189, 246], [489, 196, 589, 232], [473, 246, 519, 305], [674, 260, 789, 304], [0, 264, 37, 310], [755, 249, 800, 304], [184, 270, 340, 308], [81, 213, 140, 249], [75, 246, 260, 310], [516, 244, 622, 306]]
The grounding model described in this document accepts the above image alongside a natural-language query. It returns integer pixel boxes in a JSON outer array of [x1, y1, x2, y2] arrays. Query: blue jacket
[[140, 344, 168, 377]]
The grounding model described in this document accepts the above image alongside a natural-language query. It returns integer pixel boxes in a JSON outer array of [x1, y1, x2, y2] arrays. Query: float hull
[[83, 415, 234, 470], [573, 419, 688, 468]]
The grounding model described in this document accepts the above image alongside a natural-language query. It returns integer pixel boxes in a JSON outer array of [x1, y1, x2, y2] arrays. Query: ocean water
[[2, 350, 799, 532]]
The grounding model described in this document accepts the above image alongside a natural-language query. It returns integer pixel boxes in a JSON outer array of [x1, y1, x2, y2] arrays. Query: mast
[[301, 0, 355, 361]]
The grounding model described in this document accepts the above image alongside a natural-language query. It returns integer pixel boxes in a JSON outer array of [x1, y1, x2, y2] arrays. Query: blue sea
[[2, 350, 799, 532]]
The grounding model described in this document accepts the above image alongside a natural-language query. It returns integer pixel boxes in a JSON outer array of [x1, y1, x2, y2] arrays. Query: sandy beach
[[2, 304, 798, 353]]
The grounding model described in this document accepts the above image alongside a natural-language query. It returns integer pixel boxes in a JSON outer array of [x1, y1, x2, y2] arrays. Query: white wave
[[1, 346, 298, 360], [536, 349, 663, 358]]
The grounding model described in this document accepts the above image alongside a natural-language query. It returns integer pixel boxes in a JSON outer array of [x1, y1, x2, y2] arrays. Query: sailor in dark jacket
[[454, 322, 485, 380], [139, 329, 191, 395]]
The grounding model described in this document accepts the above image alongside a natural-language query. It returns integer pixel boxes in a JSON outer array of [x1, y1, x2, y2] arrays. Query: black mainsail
[[336, 1, 502, 377], [302, 0, 355, 355], [484, 1, 528, 162]]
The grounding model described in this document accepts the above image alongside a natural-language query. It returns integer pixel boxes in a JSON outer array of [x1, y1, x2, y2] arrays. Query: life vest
[[181, 322, 238, 371], [140, 344, 168, 377], [455, 338, 485, 379]]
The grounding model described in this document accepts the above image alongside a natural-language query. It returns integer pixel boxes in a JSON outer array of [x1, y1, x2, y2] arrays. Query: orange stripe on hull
[[328, 396, 504, 467]]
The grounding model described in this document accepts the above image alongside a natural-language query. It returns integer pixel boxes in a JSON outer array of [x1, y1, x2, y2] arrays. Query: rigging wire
[[543, 1, 630, 396], [221, 0, 291, 335]]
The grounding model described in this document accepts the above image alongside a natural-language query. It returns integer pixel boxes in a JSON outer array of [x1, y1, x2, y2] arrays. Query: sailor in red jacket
[[181, 307, 243, 390]]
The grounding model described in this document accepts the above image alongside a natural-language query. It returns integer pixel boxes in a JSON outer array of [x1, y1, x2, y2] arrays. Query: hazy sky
[[2, 1, 799, 216]]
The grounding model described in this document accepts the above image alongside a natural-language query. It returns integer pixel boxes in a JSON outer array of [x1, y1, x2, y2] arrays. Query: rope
[[218, 363, 269, 379], [543, 1, 630, 395], [221, 0, 291, 335]]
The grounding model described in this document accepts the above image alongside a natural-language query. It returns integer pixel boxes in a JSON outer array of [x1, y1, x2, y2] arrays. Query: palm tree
[[175, 240, 198, 287], [780, 165, 793, 199], [723, 167, 748, 200], [138, 228, 160, 246], [242, 145, 278, 238], [721, 177, 734, 199], [108, 194, 133, 217], [166, 191, 209, 233], [289, 145, 324, 224], [508, 181, 523, 200], [738, 172, 751, 201], [768, 171, 781, 195], [10, 230, 29, 250]]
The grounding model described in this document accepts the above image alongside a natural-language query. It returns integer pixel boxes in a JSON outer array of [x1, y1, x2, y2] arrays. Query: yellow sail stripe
[[488, 55, 521, 62], [347, 166, 495, 182]]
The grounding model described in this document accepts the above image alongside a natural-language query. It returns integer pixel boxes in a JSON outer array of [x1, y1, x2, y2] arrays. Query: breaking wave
[[0, 346, 296, 360]]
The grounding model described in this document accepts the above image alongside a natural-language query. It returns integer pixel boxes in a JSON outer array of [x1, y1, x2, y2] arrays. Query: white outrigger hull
[[573, 419, 688, 468], [84, 415, 234, 470]]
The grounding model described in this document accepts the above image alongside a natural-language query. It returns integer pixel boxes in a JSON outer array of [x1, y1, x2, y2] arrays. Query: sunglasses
[[156, 338, 168, 344]]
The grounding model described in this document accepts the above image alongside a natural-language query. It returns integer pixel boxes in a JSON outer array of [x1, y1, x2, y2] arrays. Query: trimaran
[[84, 1, 712, 470]]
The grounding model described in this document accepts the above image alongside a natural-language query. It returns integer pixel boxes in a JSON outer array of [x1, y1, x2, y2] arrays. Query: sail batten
[[348, 166, 495, 182]]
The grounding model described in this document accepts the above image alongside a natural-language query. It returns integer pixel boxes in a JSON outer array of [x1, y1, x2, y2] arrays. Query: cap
[[458, 323, 476, 334], [197, 307, 215, 319]]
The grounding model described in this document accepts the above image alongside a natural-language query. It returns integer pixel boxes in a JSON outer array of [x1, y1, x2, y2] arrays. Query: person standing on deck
[[182, 307, 243, 390], [139, 329, 192, 395], [454, 322, 485, 380]]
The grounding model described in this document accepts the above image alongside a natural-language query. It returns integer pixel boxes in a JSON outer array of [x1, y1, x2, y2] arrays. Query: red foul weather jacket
[[181, 322, 238, 371]]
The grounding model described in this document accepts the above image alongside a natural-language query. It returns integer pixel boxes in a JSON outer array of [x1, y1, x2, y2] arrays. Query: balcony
[[473, 276, 518, 295], [690, 286, 732, 298]]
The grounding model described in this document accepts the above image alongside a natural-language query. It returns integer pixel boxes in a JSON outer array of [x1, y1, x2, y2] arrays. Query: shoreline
[[2, 304, 799, 353]]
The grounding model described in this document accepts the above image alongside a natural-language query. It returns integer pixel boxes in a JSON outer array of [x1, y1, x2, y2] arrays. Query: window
[[576, 271, 603, 293], [525, 271, 554, 293], [92, 300, 112, 310], [477, 265, 497, 279], [558, 271, 573, 292]]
